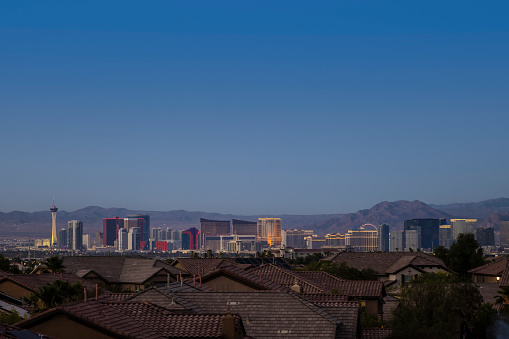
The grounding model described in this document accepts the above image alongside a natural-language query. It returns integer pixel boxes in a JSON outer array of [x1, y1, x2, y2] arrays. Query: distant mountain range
[[1, 198, 509, 237]]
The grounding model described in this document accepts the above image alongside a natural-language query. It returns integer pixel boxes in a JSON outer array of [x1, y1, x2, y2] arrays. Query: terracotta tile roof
[[172, 258, 246, 276], [300, 294, 350, 303], [252, 264, 385, 299], [16, 299, 163, 339], [195, 264, 288, 292], [468, 255, 508, 276], [251, 264, 329, 294], [16, 298, 243, 339], [106, 293, 134, 301], [323, 252, 448, 274], [63, 256, 184, 284], [318, 304, 360, 339], [173, 257, 292, 276], [0, 273, 100, 295], [361, 328, 392, 339], [501, 261, 509, 287], [174, 291, 348, 338], [126, 287, 204, 313]]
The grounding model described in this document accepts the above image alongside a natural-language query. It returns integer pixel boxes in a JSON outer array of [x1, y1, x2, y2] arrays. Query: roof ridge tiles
[[286, 291, 343, 326]]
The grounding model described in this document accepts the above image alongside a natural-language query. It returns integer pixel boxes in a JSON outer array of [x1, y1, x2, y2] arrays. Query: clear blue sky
[[1, 1, 508, 214]]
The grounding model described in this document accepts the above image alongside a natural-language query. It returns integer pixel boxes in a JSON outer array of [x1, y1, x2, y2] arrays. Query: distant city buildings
[[378, 224, 390, 252], [345, 225, 378, 252], [451, 219, 477, 239], [282, 229, 314, 248], [439, 225, 453, 248], [501, 221, 509, 249], [182, 227, 200, 250], [403, 218, 445, 251], [232, 219, 257, 236], [476, 227, 495, 247], [50, 199, 58, 246], [127, 214, 150, 243], [199, 218, 230, 249], [257, 218, 282, 247], [67, 220, 83, 251], [57, 228, 67, 249]]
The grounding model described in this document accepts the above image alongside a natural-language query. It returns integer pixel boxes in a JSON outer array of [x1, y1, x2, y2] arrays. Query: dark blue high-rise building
[[404, 218, 446, 250], [378, 224, 390, 251], [182, 227, 200, 250]]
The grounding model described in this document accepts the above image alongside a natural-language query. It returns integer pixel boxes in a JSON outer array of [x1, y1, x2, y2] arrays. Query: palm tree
[[43, 256, 65, 273], [495, 285, 509, 313]]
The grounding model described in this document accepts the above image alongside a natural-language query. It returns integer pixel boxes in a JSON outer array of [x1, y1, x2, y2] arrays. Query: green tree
[[24, 280, 85, 313], [391, 272, 482, 339], [433, 245, 449, 267], [448, 233, 485, 277], [43, 256, 65, 273], [470, 303, 498, 339], [0, 309, 23, 324], [360, 306, 384, 328], [495, 285, 509, 314]]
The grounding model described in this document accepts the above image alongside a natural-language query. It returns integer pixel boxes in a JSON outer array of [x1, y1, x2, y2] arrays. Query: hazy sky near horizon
[[1, 1, 508, 215]]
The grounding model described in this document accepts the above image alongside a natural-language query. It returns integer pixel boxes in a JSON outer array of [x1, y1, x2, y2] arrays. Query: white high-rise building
[[405, 229, 421, 251], [68, 220, 83, 251], [118, 228, 128, 251], [128, 227, 140, 251], [390, 231, 405, 252], [451, 219, 477, 239]]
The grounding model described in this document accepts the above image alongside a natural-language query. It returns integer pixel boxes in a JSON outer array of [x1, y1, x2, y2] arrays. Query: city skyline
[[1, 1, 508, 215]]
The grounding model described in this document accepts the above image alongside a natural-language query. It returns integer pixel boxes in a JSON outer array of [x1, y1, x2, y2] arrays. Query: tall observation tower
[[50, 198, 58, 246]]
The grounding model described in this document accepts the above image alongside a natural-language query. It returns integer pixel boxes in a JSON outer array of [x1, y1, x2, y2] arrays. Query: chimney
[[222, 306, 236, 339], [95, 284, 98, 300], [84, 288, 87, 303], [291, 279, 301, 294]]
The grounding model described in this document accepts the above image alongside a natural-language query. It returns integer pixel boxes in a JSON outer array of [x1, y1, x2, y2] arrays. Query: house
[[62, 256, 186, 292], [0, 273, 99, 300], [183, 264, 287, 292], [129, 287, 361, 339], [468, 255, 509, 284], [322, 252, 450, 286], [15, 297, 245, 339], [468, 255, 509, 305], [171, 257, 291, 276], [251, 264, 386, 318]]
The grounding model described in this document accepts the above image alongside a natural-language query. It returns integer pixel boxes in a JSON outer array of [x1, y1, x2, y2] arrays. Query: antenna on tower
[[53, 196, 55, 206]]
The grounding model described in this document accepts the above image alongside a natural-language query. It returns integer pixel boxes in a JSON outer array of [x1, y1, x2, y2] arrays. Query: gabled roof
[[300, 293, 350, 304], [323, 252, 448, 274], [174, 291, 346, 338], [172, 258, 244, 276], [16, 298, 244, 339], [468, 255, 508, 276], [126, 286, 204, 313], [172, 257, 292, 276], [252, 264, 385, 299], [193, 264, 287, 292], [63, 256, 184, 284], [0, 273, 99, 295]]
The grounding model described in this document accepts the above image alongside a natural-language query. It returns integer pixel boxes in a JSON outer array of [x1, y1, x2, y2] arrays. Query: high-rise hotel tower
[[50, 198, 58, 246]]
